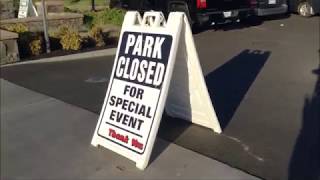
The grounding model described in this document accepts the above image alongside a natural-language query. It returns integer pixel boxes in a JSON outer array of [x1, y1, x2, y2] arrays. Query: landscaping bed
[[64, 0, 109, 12], [1, 4, 125, 63], [25, 44, 117, 61], [1, 23, 120, 62]]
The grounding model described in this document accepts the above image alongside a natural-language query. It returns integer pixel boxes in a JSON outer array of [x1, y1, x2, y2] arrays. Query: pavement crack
[[221, 134, 264, 162], [85, 76, 109, 83]]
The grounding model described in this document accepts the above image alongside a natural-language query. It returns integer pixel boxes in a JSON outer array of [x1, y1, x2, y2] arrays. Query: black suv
[[119, 0, 256, 26], [118, 0, 288, 26]]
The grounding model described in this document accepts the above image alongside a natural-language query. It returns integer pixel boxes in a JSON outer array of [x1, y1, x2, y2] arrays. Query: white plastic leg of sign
[[91, 11, 184, 170], [165, 14, 222, 134], [29, 0, 38, 17]]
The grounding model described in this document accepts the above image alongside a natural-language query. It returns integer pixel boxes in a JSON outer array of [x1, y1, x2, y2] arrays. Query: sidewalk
[[0, 79, 259, 179], [1, 48, 117, 68]]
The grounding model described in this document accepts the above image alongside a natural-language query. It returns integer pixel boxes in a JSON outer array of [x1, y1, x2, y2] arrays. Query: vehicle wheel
[[297, 1, 314, 17]]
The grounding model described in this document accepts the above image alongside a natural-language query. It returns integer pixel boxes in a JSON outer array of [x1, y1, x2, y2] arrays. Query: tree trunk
[[91, 0, 96, 11]]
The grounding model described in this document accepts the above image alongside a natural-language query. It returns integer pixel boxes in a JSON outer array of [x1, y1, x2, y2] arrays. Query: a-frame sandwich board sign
[[91, 11, 222, 170]]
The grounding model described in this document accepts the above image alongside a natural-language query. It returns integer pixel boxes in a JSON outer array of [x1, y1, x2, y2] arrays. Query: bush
[[84, 8, 125, 28], [3, 24, 46, 57], [16, 32, 43, 58], [3, 24, 45, 57], [58, 26, 82, 50], [56, 26, 70, 37], [29, 38, 42, 56], [89, 26, 105, 47], [4, 23, 28, 33]]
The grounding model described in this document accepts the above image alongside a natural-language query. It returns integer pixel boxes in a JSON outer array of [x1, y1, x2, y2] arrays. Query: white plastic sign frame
[[91, 11, 183, 170], [91, 11, 222, 170]]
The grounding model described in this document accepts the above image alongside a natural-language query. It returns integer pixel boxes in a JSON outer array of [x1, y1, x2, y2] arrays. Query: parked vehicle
[[255, 0, 288, 16], [288, 0, 319, 17], [119, 0, 257, 27]]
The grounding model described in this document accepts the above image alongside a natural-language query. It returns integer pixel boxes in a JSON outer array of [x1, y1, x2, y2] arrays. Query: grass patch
[[84, 8, 126, 28], [64, 0, 110, 12]]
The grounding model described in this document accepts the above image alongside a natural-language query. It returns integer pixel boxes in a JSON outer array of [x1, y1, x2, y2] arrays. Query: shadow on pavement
[[159, 49, 269, 149], [288, 63, 320, 180], [1, 48, 270, 178], [0, 57, 113, 114], [152, 23, 192, 164], [205, 49, 270, 130], [193, 19, 262, 34], [156, 49, 270, 179], [260, 13, 291, 22]]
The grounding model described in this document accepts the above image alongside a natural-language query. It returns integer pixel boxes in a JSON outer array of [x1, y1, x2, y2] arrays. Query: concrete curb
[[1, 48, 117, 67]]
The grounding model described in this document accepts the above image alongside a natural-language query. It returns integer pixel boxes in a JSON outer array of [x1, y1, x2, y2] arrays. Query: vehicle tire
[[297, 1, 314, 17]]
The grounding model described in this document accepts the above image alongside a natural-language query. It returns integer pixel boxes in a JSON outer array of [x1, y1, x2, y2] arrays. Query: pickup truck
[[118, 0, 257, 27]]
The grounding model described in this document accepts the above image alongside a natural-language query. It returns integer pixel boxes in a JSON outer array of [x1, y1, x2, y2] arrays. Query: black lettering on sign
[[115, 32, 172, 89], [108, 96, 152, 119], [97, 31, 173, 155], [109, 109, 144, 131]]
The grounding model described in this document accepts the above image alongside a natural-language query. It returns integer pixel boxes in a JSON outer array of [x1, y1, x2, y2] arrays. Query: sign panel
[[91, 11, 221, 170], [96, 31, 172, 154], [91, 11, 183, 170]]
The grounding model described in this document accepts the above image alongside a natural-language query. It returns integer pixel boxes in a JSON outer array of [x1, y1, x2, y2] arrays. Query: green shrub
[[3, 24, 44, 57], [29, 38, 42, 56], [4, 23, 28, 33], [84, 8, 125, 28], [65, 0, 109, 12], [56, 26, 70, 37], [48, 29, 59, 39], [58, 26, 82, 50], [89, 26, 105, 47], [84, 14, 94, 28], [17, 32, 43, 58]]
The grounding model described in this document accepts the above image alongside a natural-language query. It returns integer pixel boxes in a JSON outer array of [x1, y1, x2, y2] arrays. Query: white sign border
[[91, 11, 184, 170]]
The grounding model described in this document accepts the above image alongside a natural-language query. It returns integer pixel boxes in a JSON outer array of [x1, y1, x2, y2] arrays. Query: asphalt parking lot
[[1, 14, 319, 180]]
